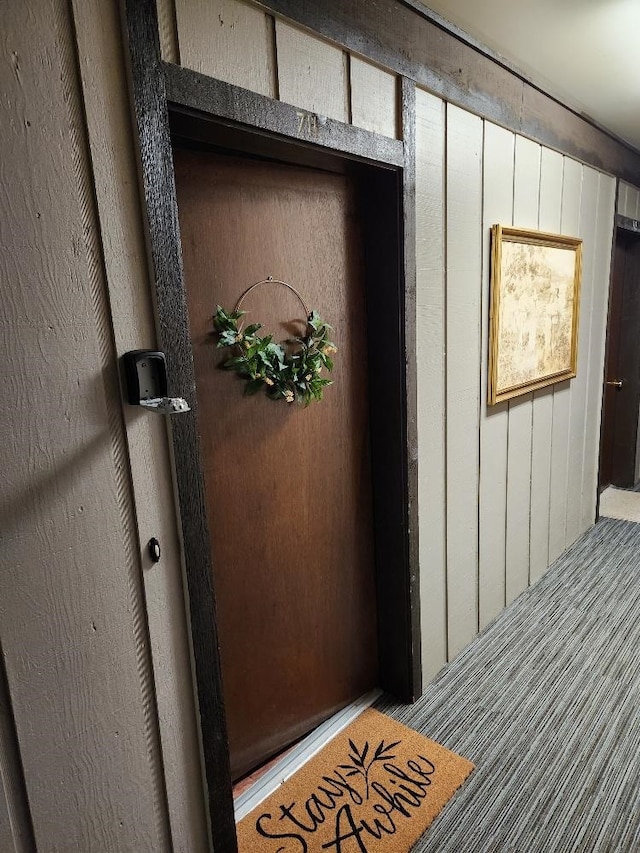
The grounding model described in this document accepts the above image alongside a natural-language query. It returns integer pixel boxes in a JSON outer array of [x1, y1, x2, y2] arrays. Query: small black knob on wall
[[148, 538, 161, 563]]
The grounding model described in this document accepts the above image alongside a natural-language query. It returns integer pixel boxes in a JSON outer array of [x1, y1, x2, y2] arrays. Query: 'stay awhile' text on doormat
[[236, 708, 474, 852]]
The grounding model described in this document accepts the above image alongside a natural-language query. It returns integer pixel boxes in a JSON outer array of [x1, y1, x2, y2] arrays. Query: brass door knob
[[606, 380, 624, 389]]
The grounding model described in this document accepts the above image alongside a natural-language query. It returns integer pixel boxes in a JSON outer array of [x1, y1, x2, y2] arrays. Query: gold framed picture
[[488, 225, 583, 405]]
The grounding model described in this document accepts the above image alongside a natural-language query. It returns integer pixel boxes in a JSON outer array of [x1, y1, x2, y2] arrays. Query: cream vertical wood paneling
[[565, 167, 600, 547], [175, 0, 276, 97], [0, 1, 168, 849], [581, 173, 616, 530], [0, 794, 12, 853], [627, 183, 636, 217], [505, 136, 541, 604], [445, 105, 483, 659], [0, 647, 34, 853], [72, 2, 209, 851], [529, 412, 554, 582], [548, 158, 583, 562], [618, 181, 629, 216], [275, 21, 348, 122], [529, 148, 563, 584], [0, 699, 14, 853], [618, 181, 640, 218], [626, 183, 635, 217], [547, 375, 572, 561], [350, 56, 398, 138], [156, 0, 179, 63], [479, 121, 514, 629], [620, 181, 631, 217], [415, 89, 447, 681]]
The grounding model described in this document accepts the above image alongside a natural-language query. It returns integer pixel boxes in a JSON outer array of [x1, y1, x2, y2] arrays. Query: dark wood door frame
[[597, 211, 640, 516], [599, 212, 640, 499], [121, 1, 420, 849]]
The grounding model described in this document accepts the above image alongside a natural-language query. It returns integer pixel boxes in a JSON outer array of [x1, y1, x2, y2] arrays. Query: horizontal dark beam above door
[[617, 214, 640, 235], [163, 62, 405, 169], [257, 0, 640, 185]]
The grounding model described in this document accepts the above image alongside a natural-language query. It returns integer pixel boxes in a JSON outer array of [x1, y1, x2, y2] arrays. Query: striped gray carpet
[[377, 517, 640, 852]]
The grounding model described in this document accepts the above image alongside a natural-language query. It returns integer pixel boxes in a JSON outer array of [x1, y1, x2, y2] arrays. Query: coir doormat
[[236, 708, 474, 852]]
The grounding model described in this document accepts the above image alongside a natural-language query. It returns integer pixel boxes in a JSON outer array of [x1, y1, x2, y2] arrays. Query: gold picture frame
[[488, 225, 583, 406]]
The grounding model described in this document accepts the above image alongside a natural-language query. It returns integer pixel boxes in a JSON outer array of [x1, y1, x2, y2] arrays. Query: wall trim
[[401, 76, 421, 693]]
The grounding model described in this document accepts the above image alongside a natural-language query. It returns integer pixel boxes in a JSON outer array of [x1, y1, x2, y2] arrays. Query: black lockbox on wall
[[123, 350, 168, 405]]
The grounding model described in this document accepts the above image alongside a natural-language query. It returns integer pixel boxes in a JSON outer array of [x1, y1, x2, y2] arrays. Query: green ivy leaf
[[222, 356, 247, 370], [244, 378, 264, 395]]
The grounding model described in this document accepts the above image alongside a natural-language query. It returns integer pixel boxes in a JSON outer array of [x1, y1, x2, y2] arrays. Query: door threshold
[[233, 687, 383, 822]]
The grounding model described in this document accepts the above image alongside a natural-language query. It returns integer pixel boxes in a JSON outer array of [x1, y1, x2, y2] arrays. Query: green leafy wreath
[[213, 278, 337, 406]]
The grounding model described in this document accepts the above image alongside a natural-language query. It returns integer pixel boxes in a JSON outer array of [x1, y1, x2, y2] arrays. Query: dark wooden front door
[[600, 229, 640, 489], [173, 148, 379, 780]]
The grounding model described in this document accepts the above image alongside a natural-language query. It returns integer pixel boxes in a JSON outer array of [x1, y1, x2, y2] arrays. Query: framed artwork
[[488, 225, 582, 405]]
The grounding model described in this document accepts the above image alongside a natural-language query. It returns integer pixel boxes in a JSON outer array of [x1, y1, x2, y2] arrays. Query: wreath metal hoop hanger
[[233, 275, 312, 323], [213, 275, 337, 405]]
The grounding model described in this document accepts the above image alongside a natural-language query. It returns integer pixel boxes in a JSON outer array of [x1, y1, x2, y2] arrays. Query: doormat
[[236, 708, 474, 852]]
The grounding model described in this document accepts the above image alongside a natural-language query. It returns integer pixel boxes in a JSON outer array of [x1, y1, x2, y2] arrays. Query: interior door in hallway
[[173, 148, 379, 780], [600, 228, 640, 489]]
